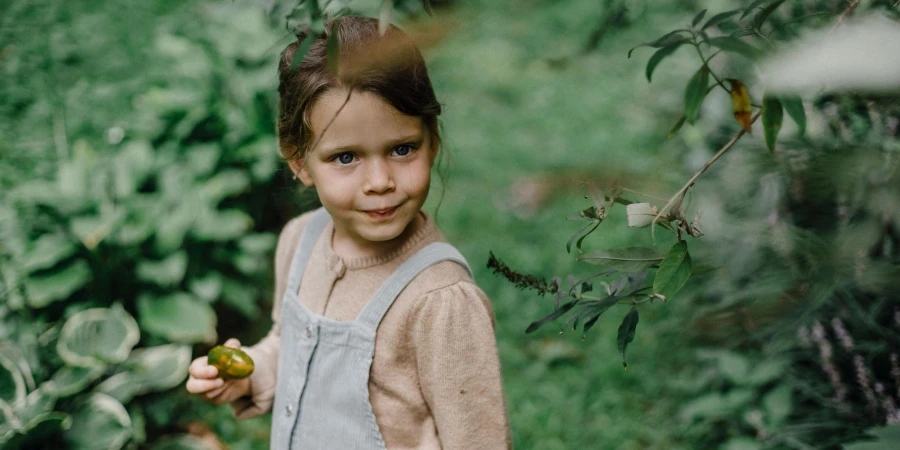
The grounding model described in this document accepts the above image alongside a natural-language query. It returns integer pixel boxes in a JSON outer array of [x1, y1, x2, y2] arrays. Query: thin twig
[[618, 187, 667, 202], [693, 44, 729, 93], [651, 110, 763, 234], [832, 0, 862, 29]]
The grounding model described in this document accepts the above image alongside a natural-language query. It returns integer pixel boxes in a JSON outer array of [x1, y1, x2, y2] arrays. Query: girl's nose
[[362, 160, 395, 195]]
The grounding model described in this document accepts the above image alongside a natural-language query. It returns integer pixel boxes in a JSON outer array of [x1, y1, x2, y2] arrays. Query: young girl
[[186, 16, 511, 449]]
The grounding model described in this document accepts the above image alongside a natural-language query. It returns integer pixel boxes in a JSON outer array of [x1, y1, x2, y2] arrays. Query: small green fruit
[[207, 345, 255, 380]]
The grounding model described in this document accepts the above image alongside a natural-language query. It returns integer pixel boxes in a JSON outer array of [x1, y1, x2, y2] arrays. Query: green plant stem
[[651, 110, 763, 235], [692, 44, 728, 93]]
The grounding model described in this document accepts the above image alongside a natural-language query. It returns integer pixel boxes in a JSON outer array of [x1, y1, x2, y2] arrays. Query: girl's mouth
[[364, 205, 399, 220]]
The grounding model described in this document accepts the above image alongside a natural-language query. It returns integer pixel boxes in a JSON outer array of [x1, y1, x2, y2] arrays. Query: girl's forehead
[[309, 90, 425, 149]]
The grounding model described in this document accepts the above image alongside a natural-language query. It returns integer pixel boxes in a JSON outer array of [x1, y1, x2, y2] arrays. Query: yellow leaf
[[729, 79, 752, 133]]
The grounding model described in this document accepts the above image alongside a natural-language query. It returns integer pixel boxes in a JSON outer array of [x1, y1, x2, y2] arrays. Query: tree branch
[[832, 0, 862, 29], [651, 110, 764, 233]]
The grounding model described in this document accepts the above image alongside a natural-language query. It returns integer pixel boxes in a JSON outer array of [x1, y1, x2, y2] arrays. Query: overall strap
[[357, 242, 472, 330], [283, 208, 331, 298]]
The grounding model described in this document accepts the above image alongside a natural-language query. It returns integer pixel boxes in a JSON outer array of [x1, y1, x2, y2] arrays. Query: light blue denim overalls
[[270, 208, 471, 449]]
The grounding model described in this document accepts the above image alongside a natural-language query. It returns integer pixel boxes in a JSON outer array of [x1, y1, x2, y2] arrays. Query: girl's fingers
[[186, 377, 224, 394], [224, 338, 242, 349], [205, 382, 230, 399], [189, 357, 219, 379]]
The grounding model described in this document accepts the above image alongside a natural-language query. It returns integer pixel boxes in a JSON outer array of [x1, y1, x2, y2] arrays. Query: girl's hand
[[186, 338, 252, 405]]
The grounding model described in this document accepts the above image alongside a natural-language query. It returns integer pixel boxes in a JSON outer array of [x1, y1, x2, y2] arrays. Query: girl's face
[[292, 89, 437, 256]]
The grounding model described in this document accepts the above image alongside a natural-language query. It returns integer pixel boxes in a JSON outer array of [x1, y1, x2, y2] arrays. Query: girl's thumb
[[224, 338, 242, 349]]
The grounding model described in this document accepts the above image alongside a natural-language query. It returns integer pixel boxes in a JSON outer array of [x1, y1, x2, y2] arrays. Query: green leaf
[[379, 0, 393, 36], [741, 0, 769, 20], [48, 366, 105, 397], [137, 293, 217, 343], [691, 9, 707, 28], [12, 386, 57, 425], [701, 10, 741, 30], [0, 354, 26, 405], [124, 345, 191, 394], [63, 393, 131, 450], [327, 27, 340, 76], [526, 301, 576, 334], [706, 36, 762, 59], [221, 278, 261, 318], [668, 116, 687, 139], [136, 251, 188, 287], [578, 247, 664, 272], [684, 66, 709, 124], [716, 350, 751, 384], [191, 209, 252, 242], [762, 96, 784, 152], [189, 273, 222, 302], [762, 384, 793, 427], [238, 234, 277, 254], [290, 34, 315, 71], [746, 359, 787, 386], [4, 412, 72, 448], [566, 220, 600, 254], [423, 0, 434, 16], [780, 96, 806, 136], [94, 373, 140, 405], [23, 260, 92, 309], [723, 437, 763, 450], [568, 296, 620, 335], [57, 305, 140, 368], [646, 42, 685, 82], [616, 306, 639, 368], [845, 425, 900, 449], [753, 0, 787, 29], [628, 31, 689, 58], [652, 240, 692, 301], [20, 234, 77, 273], [198, 170, 250, 204]]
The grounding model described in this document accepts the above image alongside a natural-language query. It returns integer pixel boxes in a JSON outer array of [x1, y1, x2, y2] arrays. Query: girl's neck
[[331, 211, 427, 264]]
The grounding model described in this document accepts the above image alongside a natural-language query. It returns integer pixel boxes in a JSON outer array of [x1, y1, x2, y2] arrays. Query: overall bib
[[270, 208, 471, 449]]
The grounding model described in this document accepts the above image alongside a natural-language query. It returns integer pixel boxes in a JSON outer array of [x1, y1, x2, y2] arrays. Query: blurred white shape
[[761, 15, 900, 94]]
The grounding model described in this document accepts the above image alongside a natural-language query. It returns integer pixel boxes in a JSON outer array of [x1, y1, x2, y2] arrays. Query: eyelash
[[329, 144, 417, 165]]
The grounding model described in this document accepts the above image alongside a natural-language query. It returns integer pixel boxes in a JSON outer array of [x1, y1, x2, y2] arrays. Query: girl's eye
[[334, 153, 355, 165], [393, 145, 414, 157]]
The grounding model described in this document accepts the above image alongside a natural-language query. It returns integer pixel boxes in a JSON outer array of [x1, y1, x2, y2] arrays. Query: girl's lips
[[364, 205, 399, 219]]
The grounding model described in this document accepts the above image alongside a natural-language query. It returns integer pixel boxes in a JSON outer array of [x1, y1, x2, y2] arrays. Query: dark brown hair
[[276, 16, 442, 162]]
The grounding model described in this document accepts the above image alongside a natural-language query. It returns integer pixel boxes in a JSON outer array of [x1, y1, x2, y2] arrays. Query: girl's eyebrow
[[318, 132, 425, 154]]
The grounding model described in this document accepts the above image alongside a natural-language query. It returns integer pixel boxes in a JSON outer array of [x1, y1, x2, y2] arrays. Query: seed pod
[[207, 345, 255, 380]]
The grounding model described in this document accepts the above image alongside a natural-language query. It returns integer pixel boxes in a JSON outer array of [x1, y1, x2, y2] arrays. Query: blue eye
[[335, 153, 354, 164], [394, 145, 413, 156]]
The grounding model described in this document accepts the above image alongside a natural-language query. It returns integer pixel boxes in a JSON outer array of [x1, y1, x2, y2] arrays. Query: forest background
[[1, 0, 899, 449]]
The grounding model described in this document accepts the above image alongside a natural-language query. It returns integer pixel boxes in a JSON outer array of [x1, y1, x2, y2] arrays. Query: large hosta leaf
[[0, 354, 26, 405], [2, 412, 72, 449], [64, 393, 132, 450], [12, 386, 57, 425], [23, 260, 92, 308], [137, 293, 216, 343], [57, 305, 140, 367], [20, 233, 77, 274], [96, 344, 191, 403], [48, 366, 105, 397]]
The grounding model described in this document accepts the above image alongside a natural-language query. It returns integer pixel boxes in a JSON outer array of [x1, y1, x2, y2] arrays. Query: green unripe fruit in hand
[[207, 345, 255, 380]]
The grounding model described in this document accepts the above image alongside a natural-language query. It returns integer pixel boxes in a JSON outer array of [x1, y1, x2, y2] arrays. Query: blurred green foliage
[[2, 0, 899, 449]]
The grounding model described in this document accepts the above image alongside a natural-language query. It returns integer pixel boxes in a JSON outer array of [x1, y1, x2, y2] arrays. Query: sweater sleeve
[[412, 281, 512, 449], [230, 214, 308, 419]]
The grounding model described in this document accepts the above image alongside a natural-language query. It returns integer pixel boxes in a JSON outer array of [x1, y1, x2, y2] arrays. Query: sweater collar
[[324, 211, 438, 273]]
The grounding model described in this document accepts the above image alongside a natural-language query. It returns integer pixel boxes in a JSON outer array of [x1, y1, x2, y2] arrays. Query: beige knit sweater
[[230, 210, 511, 449]]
